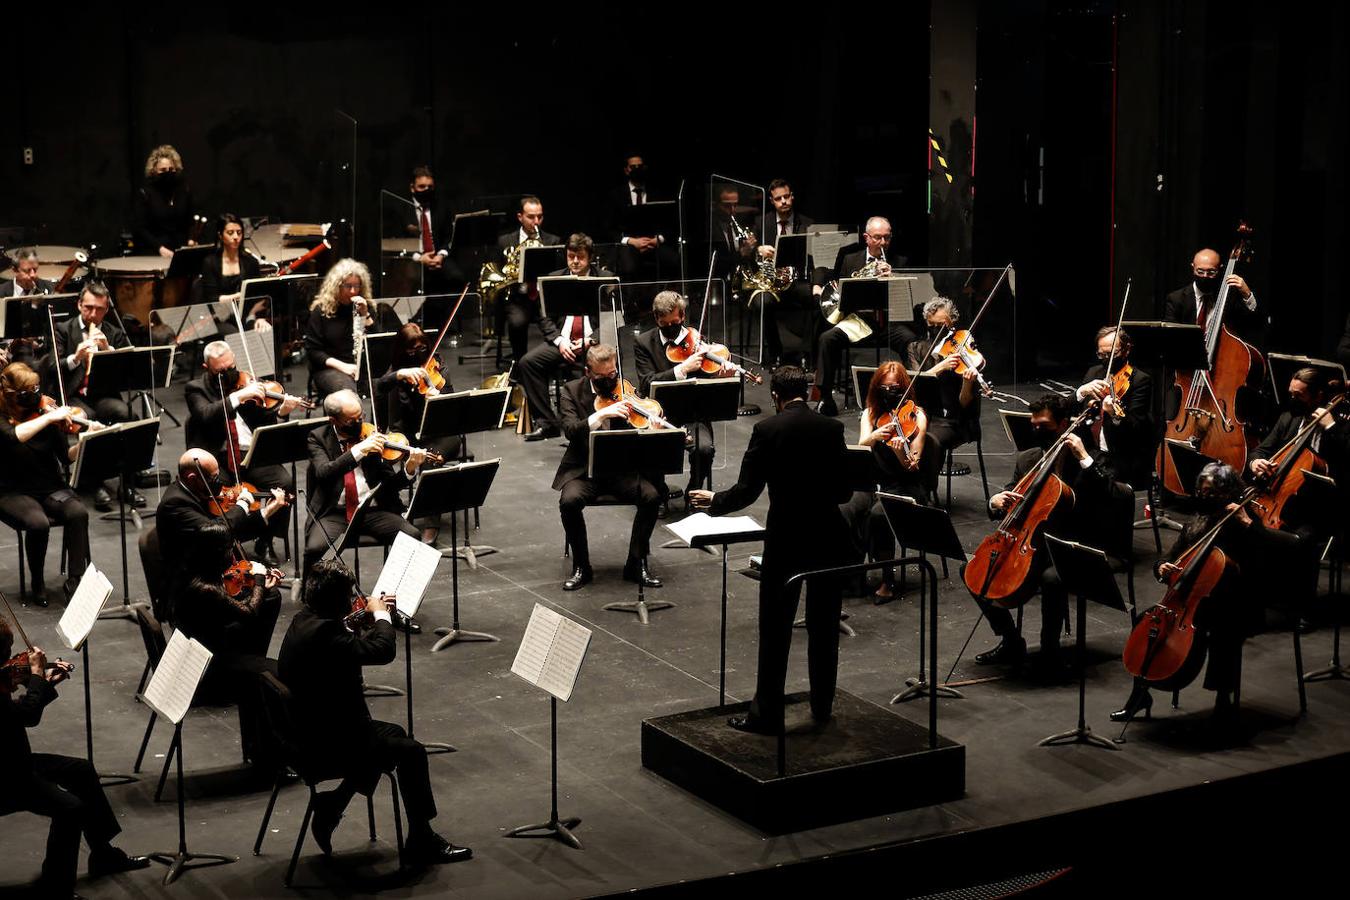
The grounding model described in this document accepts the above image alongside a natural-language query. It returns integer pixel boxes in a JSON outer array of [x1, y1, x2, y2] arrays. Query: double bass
[[1157, 224, 1265, 496]]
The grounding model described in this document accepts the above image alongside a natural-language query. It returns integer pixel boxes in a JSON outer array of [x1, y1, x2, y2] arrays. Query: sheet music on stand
[[511, 604, 592, 703], [156, 305, 218, 344], [140, 631, 213, 725], [884, 273, 936, 320], [808, 231, 854, 271], [225, 329, 276, 379], [55, 563, 113, 651], [371, 531, 441, 620], [664, 512, 765, 548]]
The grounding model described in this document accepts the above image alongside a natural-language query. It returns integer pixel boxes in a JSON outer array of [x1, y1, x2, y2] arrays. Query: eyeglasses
[[1193, 268, 1220, 278], [865, 233, 892, 242]]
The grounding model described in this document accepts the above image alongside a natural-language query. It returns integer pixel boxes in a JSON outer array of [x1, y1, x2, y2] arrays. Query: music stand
[[2, 292, 77, 340], [878, 493, 967, 703], [1122, 321, 1208, 498], [651, 378, 742, 548], [412, 460, 502, 652], [520, 245, 566, 284], [241, 419, 328, 580], [418, 386, 511, 565], [1268, 353, 1347, 405], [86, 344, 176, 425], [839, 278, 890, 365], [589, 428, 687, 624], [1041, 535, 1127, 751], [539, 276, 619, 331], [71, 418, 160, 619], [773, 233, 810, 275], [999, 409, 1037, 451]]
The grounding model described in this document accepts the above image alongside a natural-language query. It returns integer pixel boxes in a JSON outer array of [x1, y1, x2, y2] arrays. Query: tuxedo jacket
[[184, 370, 283, 466], [753, 210, 815, 244], [52, 314, 131, 400], [1163, 283, 1257, 332], [0, 676, 58, 779], [0, 277, 55, 297], [552, 376, 666, 491], [1003, 446, 1131, 559], [1077, 363, 1156, 489], [305, 422, 410, 522]]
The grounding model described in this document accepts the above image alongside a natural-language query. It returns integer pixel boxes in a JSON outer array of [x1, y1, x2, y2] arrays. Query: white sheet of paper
[[371, 531, 441, 619], [664, 512, 765, 548], [140, 632, 213, 725], [511, 604, 592, 703], [55, 563, 113, 651]]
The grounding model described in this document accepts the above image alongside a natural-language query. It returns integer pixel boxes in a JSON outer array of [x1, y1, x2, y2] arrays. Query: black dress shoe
[[87, 846, 152, 877], [622, 559, 662, 588], [29, 583, 49, 608], [405, 832, 472, 866], [310, 792, 345, 856], [253, 539, 280, 568], [818, 397, 838, 417], [524, 426, 560, 442], [726, 714, 778, 735], [563, 566, 593, 591], [121, 486, 147, 508], [974, 637, 1027, 666], [93, 487, 113, 512], [393, 616, 422, 635]]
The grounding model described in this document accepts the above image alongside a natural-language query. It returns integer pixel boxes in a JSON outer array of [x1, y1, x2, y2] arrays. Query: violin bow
[[1103, 278, 1131, 382], [0, 588, 34, 651], [192, 457, 249, 560], [45, 303, 70, 409], [424, 284, 470, 368]]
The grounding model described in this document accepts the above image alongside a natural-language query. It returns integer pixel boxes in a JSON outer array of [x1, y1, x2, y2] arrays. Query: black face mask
[[879, 385, 906, 408], [628, 166, 648, 186], [591, 375, 618, 398], [153, 170, 178, 188], [1195, 277, 1220, 297], [338, 418, 364, 440], [659, 321, 684, 341], [1032, 428, 1059, 450], [1289, 397, 1313, 417], [413, 188, 435, 209], [220, 367, 240, 390], [1097, 355, 1127, 374], [202, 474, 224, 497], [14, 389, 41, 410]]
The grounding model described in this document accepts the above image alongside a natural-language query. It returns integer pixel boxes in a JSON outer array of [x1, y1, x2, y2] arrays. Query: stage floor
[[3, 354, 1349, 898]]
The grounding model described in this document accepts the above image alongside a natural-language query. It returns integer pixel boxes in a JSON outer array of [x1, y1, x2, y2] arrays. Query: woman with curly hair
[[132, 143, 195, 259], [304, 258, 375, 397]]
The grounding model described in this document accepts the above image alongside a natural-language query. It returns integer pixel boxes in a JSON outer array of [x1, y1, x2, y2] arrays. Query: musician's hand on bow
[[1081, 379, 1111, 401], [354, 432, 386, 458], [990, 490, 1022, 512], [676, 351, 707, 378], [1227, 502, 1253, 527], [1226, 274, 1251, 299], [1158, 561, 1182, 581], [688, 489, 714, 510], [867, 421, 898, 445], [1249, 458, 1277, 479], [263, 489, 288, 520], [1063, 432, 1090, 463], [264, 568, 284, 589], [1313, 406, 1336, 430]]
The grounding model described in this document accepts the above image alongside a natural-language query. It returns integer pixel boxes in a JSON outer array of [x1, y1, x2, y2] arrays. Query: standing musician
[[750, 178, 818, 366], [908, 297, 981, 503], [609, 154, 675, 283], [689, 365, 853, 734], [0, 618, 150, 897], [198, 213, 262, 306], [185, 340, 303, 565], [0, 363, 93, 607], [1073, 325, 1155, 489], [498, 195, 562, 365], [811, 217, 917, 416], [519, 233, 615, 442], [277, 558, 472, 866], [304, 260, 375, 397], [632, 290, 736, 495], [553, 343, 665, 592], [971, 394, 1131, 674], [839, 362, 928, 603], [406, 165, 465, 325], [302, 390, 424, 577], [132, 144, 195, 259], [1163, 248, 1259, 334]]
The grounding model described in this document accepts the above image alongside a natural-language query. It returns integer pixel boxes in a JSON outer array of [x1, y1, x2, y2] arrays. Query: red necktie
[[779, 220, 787, 236], [1196, 298, 1208, 327], [224, 416, 242, 477], [344, 468, 359, 522], [569, 316, 584, 343], [421, 211, 434, 254]]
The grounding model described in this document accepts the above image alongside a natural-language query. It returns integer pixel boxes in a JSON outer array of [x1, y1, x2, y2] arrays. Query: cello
[[1157, 223, 1265, 496]]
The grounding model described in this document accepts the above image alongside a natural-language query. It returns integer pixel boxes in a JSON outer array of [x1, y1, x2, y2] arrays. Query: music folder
[[240, 418, 326, 469], [649, 378, 742, 427], [86, 345, 176, 394], [773, 233, 809, 274], [418, 386, 511, 441], [587, 428, 686, 480], [1120, 320, 1208, 371], [70, 417, 161, 488], [520, 245, 566, 283]]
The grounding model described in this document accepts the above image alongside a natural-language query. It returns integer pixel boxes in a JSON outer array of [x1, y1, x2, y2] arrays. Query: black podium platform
[[641, 690, 964, 834]]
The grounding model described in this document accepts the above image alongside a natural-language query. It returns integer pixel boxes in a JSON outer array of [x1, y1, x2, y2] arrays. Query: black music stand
[[999, 408, 1037, 451], [240, 273, 319, 385], [590, 428, 687, 624], [838, 278, 890, 365], [773, 233, 810, 274], [1268, 353, 1347, 405], [520, 245, 566, 284], [538, 276, 617, 334], [878, 493, 967, 703], [3, 292, 77, 340], [651, 377, 742, 548], [71, 418, 160, 620], [165, 244, 214, 282], [1041, 535, 1127, 751], [85, 344, 176, 426], [1122, 320, 1208, 510], [418, 386, 511, 566], [415, 460, 502, 652], [241, 419, 328, 580]]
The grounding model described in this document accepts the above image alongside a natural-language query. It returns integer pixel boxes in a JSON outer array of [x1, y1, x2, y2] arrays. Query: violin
[[407, 285, 468, 396], [344, 590, 397, 633], [356, 422, 444, 466], [206, 481, 294, 516], [663, 327, 763, 384], [1248, 394, 1346, 531], [874, 399, 922, 461], [593, 379, 672, 430], [1, 650, 75, 693], [1106, 363, 1132, 419], [935, 329, 993, 397], [230, 369, 315, 411], [9, 394, 100, 433]]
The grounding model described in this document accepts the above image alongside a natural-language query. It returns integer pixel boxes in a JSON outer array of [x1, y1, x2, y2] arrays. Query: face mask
[[339, 418, 364, 440], [1288, 397, 1313, 417], [628, 165, 647, 186], [1097, 354, 1127, 373], [659, 321, 684, 341], [14, 389, 41, 410], [591, 375, 618, 398], [1032, 428, 1058, 450], [1195, 277, 1220, 297], [413, 188, 435, 208], [153, 170, 178, 187], [203, 474, 224, 497], [220, 367, 240, 389], [879, 385, 905, 408]]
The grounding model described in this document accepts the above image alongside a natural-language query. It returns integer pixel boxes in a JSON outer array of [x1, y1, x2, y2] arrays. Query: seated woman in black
[[304, 259, 374, 397], [198, 213, 262, 307], [0, 363, 92, 606]]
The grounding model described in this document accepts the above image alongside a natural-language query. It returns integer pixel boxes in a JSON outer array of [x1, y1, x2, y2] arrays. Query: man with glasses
[[1073, 326, 1155, 489], [1163, 248, 1258, 332]]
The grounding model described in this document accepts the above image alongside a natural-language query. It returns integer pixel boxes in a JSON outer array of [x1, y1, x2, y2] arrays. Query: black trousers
[[814, 322, 919, 401], [518, 340, 578, 431], [73, 395, 131, 426], [331, 721, 437, 830], [12, 753, 121, 893], [198, 648, 283, 770], [685, 421, 715, 492], [922, 417, 974, 493], [558, 474, 662, 568], [975, 565, 1069, 655], [838, 482, 921, 582], [0, 489, 89, 588], [503, 296, 538, 364], [754, 281, 820, 362], [753, 562, 844, 728], [311, 367, 359, 399], [233, 462, 294, 544], [303, 509, 419, 574]]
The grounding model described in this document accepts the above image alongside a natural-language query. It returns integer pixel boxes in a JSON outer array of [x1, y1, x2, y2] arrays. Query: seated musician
[[972, 394, 1131, 674], [198, 213, 261, 306], [0, 363, 92, 607], [1163, 247, 1258, 332], [497, 195, 562, 365], [277, 558, 471, 866], [519, 233, 615, 442], [304, 260, 375, 397], [185, 340, 302, 566], [0, 618, 149, 897], [553, 343, 664, 592], [908, 297, 981, 501], [1, 248, 56, 367], [839, 362, 928, 603], [811, 217, 917, 416], [302, 389, 423, 577], [1073, 325, 1155, 489], [632, 290, 735, 495], [750, 178, 819, 366], [52, 281, 142, 510], [133, 144, 194, 259]]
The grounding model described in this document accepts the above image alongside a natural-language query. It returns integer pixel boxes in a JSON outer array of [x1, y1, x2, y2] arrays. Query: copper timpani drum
[[1, 245, 89, 286], [95, 256, 170, 326]]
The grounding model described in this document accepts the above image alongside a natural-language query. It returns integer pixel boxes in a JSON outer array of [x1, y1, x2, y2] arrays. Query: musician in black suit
[[405, 166, 466, 325], [710, 184, 757, 282], [748, 179, 820, 365], [133, 144, 195, 258], [496, 195, 562, 364], [2, 247, 55, 297], [1162, 248, 1258, 333], [185, 341, 302, 565], [2, 248, 56, 362], [690, 366, 853, 733], [1073, 326, 1156, 490], [302, 389, 422, 576], [632, 290, 735, 493], [277, 559, 472, 866], [304, 260, 374, 398], [0, 618, 149, 897], [553, 343, 665, 591], [520, 233, 615, 441], [811, 217, 918, 416], [608, 154, 678, 283]]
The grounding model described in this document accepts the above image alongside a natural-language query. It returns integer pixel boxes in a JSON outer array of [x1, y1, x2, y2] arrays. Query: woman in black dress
[[304, 259, 374, 397], [132, 144, 195, 259], [198, 213, 262, 307]]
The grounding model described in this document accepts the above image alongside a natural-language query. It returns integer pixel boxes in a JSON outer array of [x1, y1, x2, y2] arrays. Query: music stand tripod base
[[506, 816, 583, 850], [794, 614, 856, 638], [430, 627, 501, 652], [892, 676, 964, 705], [1038, 723, 1120, 751], [603, 580, 674, 625]]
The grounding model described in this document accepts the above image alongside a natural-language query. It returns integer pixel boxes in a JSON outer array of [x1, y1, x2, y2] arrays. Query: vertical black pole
[[720, 546, 728, 707], [405, 620, 415, 737], [450, 503, 461, 630], [175, 726, 187, 853], [83, 641, 94, 762], [1077, 595, 1088, 731], [929, 563, 938, 748], [549, 697, 559, 824], [118, 472, 130, 600]]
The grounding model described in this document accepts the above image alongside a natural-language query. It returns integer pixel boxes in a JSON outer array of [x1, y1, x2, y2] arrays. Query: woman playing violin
[[377, 323, 462, 464], [0, 363, 93, 606]]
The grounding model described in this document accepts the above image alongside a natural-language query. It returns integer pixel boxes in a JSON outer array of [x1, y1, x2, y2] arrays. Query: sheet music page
[[226, 330, 276, 379], [511, 604, 560, 687], [141, 632, 213, 725], [664, 512, 765, 547], [154, 304, 192, 334], [808, 231, 854, 271], [371, 531, 441, 619], [885, 276, 919, 319], [55, 563, 113, 651], [536, 615, 591, 703]]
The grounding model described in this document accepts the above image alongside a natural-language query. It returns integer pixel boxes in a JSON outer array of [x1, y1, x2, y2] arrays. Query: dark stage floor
[[4, 350, 1350, 898]]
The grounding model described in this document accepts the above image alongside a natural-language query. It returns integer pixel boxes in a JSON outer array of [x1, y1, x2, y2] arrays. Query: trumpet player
[[497, 195, 561, 364]]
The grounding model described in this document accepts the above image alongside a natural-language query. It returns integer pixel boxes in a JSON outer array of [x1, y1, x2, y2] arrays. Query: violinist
[[304, 260, 375, 397], [1163, 248, 1258, 334], [632, 290, 734, 495], [277, 558, 472, 866], [375, 323, 461, 463], [0, 617, 149, 897], [302, 389, 423, 577], [0, 363, 92, 607], [520, 232, 614, 442], [553, 343, 664, 592], [185, 341, 302, 566], [908, 297, 981, 502], [839, 362, 928, 603], [1073, 326, 1155, 489], [972, 394, 1131, 675]]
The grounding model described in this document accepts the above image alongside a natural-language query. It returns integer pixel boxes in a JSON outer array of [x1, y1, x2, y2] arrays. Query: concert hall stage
[[3, 360, 1349, 898]]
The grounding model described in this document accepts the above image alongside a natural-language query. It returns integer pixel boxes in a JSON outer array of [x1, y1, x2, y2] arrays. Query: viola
[[1, 650, 75, 693], [206, 481, 291, 516], [874, 399, 922, 461], [593, 378, 672, 430], [406, 285, 469, 396], [1107, 363, 1133, 418], [230, 369, 315, 411], [10, 396, 100, 433], [344, 591, 397, 633], [663, 327, 763, 384], [357, 422, 444, 466], [935, 329, 994, 397], [1248, 395, 1346, 531]]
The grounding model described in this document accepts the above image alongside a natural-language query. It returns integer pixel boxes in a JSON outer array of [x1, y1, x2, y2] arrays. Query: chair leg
[[254, 777, 284, 855], [367, 792, 377, 841], [134, 711, 157, 773], [975, 437, 991, 505], [945, 449, 954, 509], [389, 773, 405, 868], [285, 790, 317, 888], [1148, 480, 1163, 554], [17, 532, 26, 602], [136, 659, 151, 697], [1127, 567, 1137, 626]]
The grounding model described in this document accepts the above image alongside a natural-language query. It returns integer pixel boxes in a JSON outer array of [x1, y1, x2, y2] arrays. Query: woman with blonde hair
[[304, 258, 375, 396], [133, 143, 195, 259]]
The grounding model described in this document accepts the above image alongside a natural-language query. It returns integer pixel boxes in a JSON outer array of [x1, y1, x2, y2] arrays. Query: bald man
[[1163, 248, 1258, 332]]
